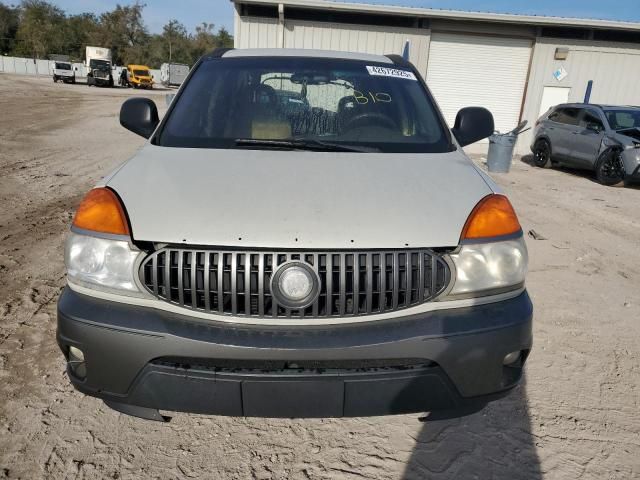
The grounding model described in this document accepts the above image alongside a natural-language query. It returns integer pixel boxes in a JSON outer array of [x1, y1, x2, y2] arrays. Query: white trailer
[[85, 46, 112, 68], [160, 63, 190, 87]]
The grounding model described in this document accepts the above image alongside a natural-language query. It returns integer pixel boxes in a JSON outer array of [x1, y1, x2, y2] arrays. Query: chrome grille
[[139, 249, 450, 319]]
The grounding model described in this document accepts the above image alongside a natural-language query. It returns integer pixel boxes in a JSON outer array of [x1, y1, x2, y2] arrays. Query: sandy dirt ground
[[0, 74, 639, 480]]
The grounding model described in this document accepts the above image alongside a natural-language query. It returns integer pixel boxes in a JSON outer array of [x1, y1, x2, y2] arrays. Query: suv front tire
[[533, 139, 552, 168], [595, 147, 625, 187]]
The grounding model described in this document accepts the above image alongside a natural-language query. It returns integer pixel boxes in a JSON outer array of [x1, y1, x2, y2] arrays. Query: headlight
[[65, 232, 143, 296], [447, 236, 528, 297]]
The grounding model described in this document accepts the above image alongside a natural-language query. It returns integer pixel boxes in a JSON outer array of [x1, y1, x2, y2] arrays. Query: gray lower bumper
[[621, 149, 640, 177], [57, 288, 533, 419]]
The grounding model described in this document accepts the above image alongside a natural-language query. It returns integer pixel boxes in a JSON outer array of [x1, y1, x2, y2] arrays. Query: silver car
[[531, 103, 640, 186], [57, 48, 532, 421]]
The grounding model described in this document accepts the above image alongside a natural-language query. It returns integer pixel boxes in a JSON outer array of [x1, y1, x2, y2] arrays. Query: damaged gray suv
[[57, 48, 532, 421], [532, 103, 640, 186]]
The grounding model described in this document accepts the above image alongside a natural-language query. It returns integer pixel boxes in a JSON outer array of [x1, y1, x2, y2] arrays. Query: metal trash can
[[486, 121, 529, 173], [487, 133, 517, 173]]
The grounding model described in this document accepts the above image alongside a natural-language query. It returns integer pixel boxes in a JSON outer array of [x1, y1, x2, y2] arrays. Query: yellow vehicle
[[126, 64, 153, 89]]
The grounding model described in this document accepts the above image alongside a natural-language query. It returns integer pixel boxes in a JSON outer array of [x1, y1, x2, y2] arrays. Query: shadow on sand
[[520, 154, 640, 190], [401, 373, 541, 479]]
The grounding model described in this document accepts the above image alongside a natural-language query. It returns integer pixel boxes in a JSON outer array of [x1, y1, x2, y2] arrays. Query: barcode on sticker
[[366, 66, 417, 80]]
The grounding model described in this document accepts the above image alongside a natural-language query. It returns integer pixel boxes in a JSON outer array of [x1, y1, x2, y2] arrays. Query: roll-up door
[[426, 32, 532, 136]]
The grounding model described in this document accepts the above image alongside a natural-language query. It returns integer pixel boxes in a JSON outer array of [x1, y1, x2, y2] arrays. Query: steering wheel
[[341, 112, 397, 132], [254, 84, 277, 106]]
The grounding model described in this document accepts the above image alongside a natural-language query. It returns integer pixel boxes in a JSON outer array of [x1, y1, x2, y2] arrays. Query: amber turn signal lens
[[461, 194, 521, 240], [72, 188, 130, 235]]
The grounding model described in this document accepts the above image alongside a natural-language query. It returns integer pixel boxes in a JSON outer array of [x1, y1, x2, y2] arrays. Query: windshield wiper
[[234, 138, 378, 152]]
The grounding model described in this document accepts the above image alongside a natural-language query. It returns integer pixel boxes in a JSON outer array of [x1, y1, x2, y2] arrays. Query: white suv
[[57, 48, 532, 422]]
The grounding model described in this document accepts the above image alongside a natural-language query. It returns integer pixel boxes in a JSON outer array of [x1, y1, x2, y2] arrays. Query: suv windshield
[[604, 109, 640, 130], [134, 69, 150, 77], [158, 57, 451, 153]]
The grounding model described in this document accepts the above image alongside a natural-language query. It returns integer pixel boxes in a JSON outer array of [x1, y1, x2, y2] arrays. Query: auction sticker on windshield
[[366, 66, 417, 80]]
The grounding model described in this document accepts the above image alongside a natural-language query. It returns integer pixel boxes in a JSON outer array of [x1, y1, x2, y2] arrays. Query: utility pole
[[167, 20, 176, 87]]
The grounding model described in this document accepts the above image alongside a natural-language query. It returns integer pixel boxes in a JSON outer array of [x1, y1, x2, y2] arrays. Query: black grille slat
[[406, 252, 413, 307], [392, 252, 399, 310], [353, 253, 360, 315], [203, 252, 211, 311], [418, 251, 425, 302], [231, 254, 238, 315], [312, 253, 320, 317], [431, 254, 438, 299], [163, 251, 171, 301], [326, 254, 333, 316], [366, 253, 373, 314], [140, 248, 450, 319], [339, 254, 346, 316], [258, 254, 265, 316], [379, 253, 386, 313], [272, 254, 280, 318], [244, 254, 251, 315], [151, 254, 158, 296], [190, 252, 197, 309], [217, 253, 224, 314], [177, 251, 184, 306]]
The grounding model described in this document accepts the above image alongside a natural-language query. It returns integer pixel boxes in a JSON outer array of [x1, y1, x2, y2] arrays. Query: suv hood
[[615, 127, 640, 143], [106, 144, 494, 249]]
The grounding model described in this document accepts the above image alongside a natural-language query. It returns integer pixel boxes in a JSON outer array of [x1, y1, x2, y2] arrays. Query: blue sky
[[49, 0, 640, 34]]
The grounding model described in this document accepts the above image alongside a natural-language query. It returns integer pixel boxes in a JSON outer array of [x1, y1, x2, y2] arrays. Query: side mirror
[[120, 97, 159, 139], [452, 107, 495, 147]]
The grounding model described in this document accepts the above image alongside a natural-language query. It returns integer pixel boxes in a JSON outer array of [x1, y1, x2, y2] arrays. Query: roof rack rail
[[385, 54, 411, 67], [205, 48, 234, 60]]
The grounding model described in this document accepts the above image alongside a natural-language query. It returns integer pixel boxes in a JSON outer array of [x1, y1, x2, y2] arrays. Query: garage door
[[426, 32, 532, 136]]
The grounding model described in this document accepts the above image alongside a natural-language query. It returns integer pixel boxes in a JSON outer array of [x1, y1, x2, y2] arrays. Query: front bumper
[[90, 76, 111, 86], [57, 288, 533, 420], [621, 149, 640, 178]]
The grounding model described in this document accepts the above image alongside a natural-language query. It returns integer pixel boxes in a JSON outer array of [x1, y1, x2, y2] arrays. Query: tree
[[162, 19, 190, 64], [190, 22, 216, 60], [215, 26, 232, 48], [0, 3, 20, 54], [97, 2, 148, 65], [14, 0, 65, 58], [60, 13, 100, 61], [0, 0, 233, 66], [190, 23, 233, 61]]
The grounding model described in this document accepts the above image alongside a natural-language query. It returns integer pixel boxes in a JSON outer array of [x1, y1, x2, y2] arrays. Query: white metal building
[[231, 0, 640, 154]]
